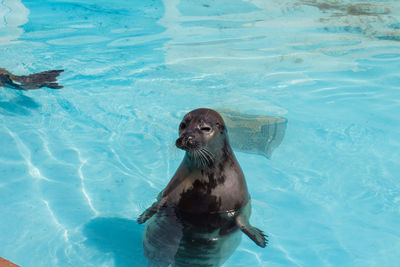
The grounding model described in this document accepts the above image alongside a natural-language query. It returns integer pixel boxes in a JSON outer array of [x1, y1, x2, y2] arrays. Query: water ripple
[[73, 146, 99, 216], [4, 126, 54, 183], [42, 200, 69, 242]]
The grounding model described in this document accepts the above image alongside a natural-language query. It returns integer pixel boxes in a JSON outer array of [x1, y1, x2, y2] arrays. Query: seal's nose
[[175, 136, 184, 148], [176, 135, 195, 149], [186, 136, 194, 146]]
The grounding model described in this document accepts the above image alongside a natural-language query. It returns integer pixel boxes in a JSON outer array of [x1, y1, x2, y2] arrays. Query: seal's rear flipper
[[13, 69, 64, 89], [0, 68, 64, 90], [236, 214, 268, 248]]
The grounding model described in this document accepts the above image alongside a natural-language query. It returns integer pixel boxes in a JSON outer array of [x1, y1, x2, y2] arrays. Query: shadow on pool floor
[[83, 217, 146, 267], [0, 95, 41, 116]]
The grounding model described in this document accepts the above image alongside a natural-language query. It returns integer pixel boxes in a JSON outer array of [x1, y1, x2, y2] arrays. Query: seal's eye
[[179, 122, 186, 130], [201, 126, 212, 132]]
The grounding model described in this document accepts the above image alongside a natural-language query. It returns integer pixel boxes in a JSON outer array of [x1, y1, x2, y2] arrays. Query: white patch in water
[[0, 0, 29, 44]]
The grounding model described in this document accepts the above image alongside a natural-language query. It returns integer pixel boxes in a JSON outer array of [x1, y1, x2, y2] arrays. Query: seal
[[0, 68, 63, 90], [138, 108, 267, 267]]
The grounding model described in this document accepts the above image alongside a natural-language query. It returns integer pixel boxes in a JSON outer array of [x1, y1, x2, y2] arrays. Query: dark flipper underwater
[[0, 68, 63, 90]]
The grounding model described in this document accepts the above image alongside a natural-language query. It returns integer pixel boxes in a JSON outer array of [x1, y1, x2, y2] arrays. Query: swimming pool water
[[1, 0, 400, 266]]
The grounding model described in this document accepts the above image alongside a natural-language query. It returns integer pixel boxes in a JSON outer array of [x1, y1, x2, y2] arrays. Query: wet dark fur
[[138, 108, 267, 267], [0, 68, 63, 90]]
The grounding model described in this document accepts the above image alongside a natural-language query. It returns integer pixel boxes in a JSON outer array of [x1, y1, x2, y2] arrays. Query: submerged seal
[[0, 68, 63, 90], [138, 108, 267, 266]]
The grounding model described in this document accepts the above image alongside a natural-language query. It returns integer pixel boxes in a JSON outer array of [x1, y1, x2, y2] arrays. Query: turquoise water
[[1, 0, 400, 266]]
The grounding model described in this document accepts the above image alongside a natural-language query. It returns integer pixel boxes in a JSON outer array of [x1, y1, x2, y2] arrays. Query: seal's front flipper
[[138, 201, 159, 224], [137, 196, 166, 224], [236, 215, 268, 247]]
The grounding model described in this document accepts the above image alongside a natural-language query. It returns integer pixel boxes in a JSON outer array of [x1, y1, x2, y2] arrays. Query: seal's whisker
[[200, 148, 214, 166], [201, 148, 212, 160], [191, 150, 204, 168], [198, 149, 208, 167], [201, 148, 215, 161], [198, 150, 208, 168], [197, 151, 205, 168], [200, 149, 211, 166], [204, 149, 213, 166], [199, 149, 211, 165]]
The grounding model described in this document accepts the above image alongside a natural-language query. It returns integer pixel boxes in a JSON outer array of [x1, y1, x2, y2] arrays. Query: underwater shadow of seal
[[0, 95, 41, 116], [83, 217, 146, 267]]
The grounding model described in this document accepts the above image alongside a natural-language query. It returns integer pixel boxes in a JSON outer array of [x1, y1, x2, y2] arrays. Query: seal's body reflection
[[138, 109, 267, 267]]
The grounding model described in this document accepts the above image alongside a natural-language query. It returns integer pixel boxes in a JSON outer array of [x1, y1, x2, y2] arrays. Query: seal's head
[[176, 108, 228, 167]]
